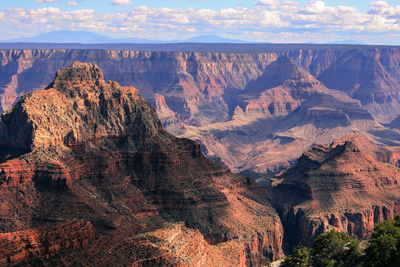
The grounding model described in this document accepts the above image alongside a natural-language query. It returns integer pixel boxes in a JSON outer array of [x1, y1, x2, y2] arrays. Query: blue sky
[[1, 0, 400, 44]]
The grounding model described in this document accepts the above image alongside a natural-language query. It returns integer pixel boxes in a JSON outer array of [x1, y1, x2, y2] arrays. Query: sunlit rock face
[[0, 62, 284, 266]]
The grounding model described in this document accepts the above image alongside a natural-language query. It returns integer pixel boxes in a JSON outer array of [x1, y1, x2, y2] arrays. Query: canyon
[[0, 45, 400, 176], [0, 61, 399, 265], [1, 46, 400, 176], [0, 62, 283, 265]]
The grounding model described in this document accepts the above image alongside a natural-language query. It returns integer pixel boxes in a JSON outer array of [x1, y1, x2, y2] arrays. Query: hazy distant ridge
[[5, 30, 249, 44]]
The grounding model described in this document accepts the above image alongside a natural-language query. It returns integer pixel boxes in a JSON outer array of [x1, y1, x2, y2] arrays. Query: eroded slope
[[0, 61, 283, 266]]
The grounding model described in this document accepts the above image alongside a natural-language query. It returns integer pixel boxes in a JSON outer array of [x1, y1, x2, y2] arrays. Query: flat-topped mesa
[[0, 61, 161, 151]]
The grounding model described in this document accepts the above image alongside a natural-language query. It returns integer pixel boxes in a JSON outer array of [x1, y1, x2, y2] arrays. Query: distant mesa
[[183, 34, 249, 43], [5, 30, 158, 44], [2, 30, 366, 45]]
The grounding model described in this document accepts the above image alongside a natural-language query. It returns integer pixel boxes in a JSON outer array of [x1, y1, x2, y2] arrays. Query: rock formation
[[270, 135, 400, 250], [180, 57, 378, 174], [1, 60, 400, 264], [1, 47, 400, 176], [0, 61, 284, 265]]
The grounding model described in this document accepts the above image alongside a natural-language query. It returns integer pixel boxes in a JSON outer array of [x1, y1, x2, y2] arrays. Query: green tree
[[310, 230, 362, 267], [284, 230, 362, 267], [284, 246, 310, 267], [363, 215, 400, 267]]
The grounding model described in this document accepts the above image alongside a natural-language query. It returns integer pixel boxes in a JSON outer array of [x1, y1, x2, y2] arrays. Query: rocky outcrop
[[154, 94, 184, 132], [0, 62, 283, 265], [0, 219, 96, 265], [242, 56, 328, 118], [0, 220, 245, 266], [332, 135, 400, 167], [241, 57, 371, 121], [270, 135, 400, 250]]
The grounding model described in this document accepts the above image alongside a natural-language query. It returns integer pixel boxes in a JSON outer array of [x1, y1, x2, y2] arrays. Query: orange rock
[[0, 62, 283, 265], [271, 135, 400, 250]]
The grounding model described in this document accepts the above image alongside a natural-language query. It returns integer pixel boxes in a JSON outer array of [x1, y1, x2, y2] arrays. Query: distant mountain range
[[183, 34, 247, 43], [4, 30, 365, 45], [4, 30, 250, 44]]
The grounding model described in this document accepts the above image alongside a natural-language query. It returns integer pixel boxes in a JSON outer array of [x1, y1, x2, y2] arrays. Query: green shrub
[[310, 230, 362, 267], [284, 246, 310, 267], [363, 215, 400, 267], [285, 216, 400, 267], [285, 230, 362, 267]]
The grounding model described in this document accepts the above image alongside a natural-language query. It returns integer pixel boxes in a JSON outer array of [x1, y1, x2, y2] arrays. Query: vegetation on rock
[[284, 215, 400, 267]]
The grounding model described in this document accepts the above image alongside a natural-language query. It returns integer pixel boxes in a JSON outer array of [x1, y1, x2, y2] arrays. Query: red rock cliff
[[0, 61, 283, 265]]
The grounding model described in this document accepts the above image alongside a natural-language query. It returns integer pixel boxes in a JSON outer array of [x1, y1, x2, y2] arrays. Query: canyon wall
[[1, 47, 400, 175], [0, 61, 400, 264], [0, 62, 283, 265]]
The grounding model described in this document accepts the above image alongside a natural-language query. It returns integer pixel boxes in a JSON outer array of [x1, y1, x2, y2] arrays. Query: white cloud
[[261, 11, 288, 27], [5, 8, 25, 12], [301, 1, 327, 14], [67, 1, 78, 7], [257, 0, 299, 11], [36, 0, 60, 3], [186, 27, 196, 32], [111, 0, 134, 6], [2, 1, 400, 44], [369, 1, 400, 18], [369, 1, 391, 14], [258, 0, 280, 6]]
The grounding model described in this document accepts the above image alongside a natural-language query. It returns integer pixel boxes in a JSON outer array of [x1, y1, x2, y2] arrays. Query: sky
[[1, 0, 400, 44]]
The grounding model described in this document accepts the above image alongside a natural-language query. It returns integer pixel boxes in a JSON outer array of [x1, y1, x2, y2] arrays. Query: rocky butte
[[0, 61, 284, 266], [270, 135, 400, 251]]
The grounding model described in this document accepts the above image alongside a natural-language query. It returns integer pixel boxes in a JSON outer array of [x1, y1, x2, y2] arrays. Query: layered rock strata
[[1, 47, 400, 176], [0, 62, 283, 265], [270, 135, 400, 250]]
